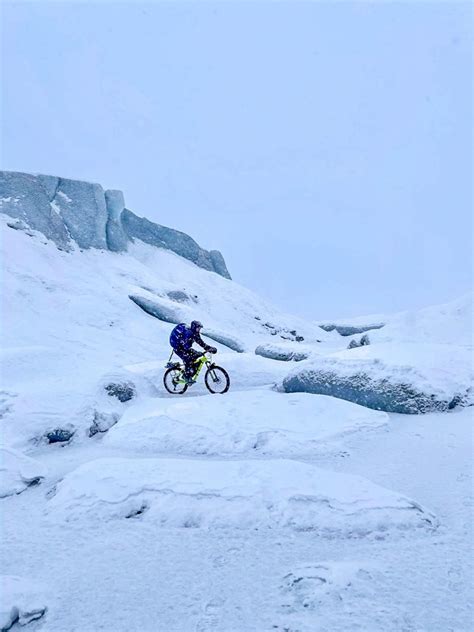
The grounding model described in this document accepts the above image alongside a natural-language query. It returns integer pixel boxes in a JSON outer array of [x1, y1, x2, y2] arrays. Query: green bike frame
[[174, 352, 213, 384]]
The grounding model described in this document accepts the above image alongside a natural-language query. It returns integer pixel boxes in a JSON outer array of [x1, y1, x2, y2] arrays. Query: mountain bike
[[163, 351, 230, 395]]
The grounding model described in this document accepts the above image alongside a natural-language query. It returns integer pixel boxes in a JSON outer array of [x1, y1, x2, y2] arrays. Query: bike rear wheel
[[204, 365, 230, 394], [163, 367, 188, 394]]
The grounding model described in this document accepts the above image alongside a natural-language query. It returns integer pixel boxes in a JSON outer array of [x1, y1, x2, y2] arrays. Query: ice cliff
[[0, 170, 231, 279]]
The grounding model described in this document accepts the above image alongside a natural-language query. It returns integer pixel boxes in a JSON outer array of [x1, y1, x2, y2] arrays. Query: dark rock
[[125, 501, 149, 518], [45, 427, 75, 443], [167, 290, 198, 304], [105, 382, 136, 402]]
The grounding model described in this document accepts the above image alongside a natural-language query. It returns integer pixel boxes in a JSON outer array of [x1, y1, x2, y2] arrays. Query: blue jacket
[[169, 323, 211, 351]]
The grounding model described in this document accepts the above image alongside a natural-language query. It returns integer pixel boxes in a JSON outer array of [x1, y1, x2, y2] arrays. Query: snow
[[1, 203, 472, 631], [281, 560, 379, 610], [46, 456, 436, 535], [0, 448, 46, 498], [321, 292, 473, 347], [0, 575, 48, 630], [104, 390, 388, 457]]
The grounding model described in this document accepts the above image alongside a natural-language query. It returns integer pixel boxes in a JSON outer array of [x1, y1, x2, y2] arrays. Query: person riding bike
[[169, 321, 217, 384]]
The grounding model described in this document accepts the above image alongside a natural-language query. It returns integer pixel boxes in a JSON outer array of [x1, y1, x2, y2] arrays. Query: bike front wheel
[[204, 365, 230, 394], [163, 367, 188, 395]]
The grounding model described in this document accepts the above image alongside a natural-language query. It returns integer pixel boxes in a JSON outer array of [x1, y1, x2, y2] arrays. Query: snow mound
[[103, 390, 388, 457], [0, 448, 46, 498], [281, 343, 473, 414], [281, 561, 378, 610], [0, 576, 48, 630], [46, 457, 437, 535]]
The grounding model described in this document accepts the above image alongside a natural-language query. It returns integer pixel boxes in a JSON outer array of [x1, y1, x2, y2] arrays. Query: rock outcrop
[[319, 322, 385, 336], [0, 171, 231, 278]]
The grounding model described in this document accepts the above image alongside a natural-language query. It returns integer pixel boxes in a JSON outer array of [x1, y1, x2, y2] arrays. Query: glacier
[[0, 170, 231, 278]]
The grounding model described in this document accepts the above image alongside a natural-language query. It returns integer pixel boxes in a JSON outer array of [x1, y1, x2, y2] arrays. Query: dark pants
[[174, 346, 201, 378]]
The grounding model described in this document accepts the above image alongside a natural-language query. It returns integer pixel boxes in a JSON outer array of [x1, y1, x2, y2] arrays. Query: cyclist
[[169, 321, 217, 384]]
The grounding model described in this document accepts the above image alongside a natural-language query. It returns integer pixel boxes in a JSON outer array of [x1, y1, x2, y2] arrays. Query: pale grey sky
[[1, 1, 472, 319]]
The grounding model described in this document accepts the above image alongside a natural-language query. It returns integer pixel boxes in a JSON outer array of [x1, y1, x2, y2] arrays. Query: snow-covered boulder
[[255, 342, 309, 362], [201, 328, 246, 353], [0, 448, 46, 498], [46, 457, 437, 536], [347, 334, 370, 349], [281, 343, 473, 414], [88, 411, 120, 437], [0, 576, 48, 630], [319, 322, 385, 336], [129, 294, 187, 324], [104, 390, 388, 457]]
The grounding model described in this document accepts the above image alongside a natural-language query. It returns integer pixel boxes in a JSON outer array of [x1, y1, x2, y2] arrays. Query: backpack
[[169, 323, 191, 349]]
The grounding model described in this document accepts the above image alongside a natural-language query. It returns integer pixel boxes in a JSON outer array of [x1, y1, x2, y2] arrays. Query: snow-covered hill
[[1, 175, 472, 631]]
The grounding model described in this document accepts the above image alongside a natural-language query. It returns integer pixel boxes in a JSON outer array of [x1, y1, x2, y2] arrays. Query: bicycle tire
[[204, 365, 230, 394], [163, 367, 188, 395]]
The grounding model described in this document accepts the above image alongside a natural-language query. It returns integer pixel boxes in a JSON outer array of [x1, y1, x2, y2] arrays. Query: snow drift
[[0, 576, 48, 630], [103, 390, 388, 457], [0, 448, 46, 498], [46, 457, 437, 536]]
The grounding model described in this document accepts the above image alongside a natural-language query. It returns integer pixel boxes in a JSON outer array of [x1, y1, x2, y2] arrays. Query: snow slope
[[319, 292, 473, 347], [1, 201, 472, 631]]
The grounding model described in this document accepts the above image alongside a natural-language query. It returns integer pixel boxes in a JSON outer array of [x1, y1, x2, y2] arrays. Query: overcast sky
[[1, 1, 472, 319]]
